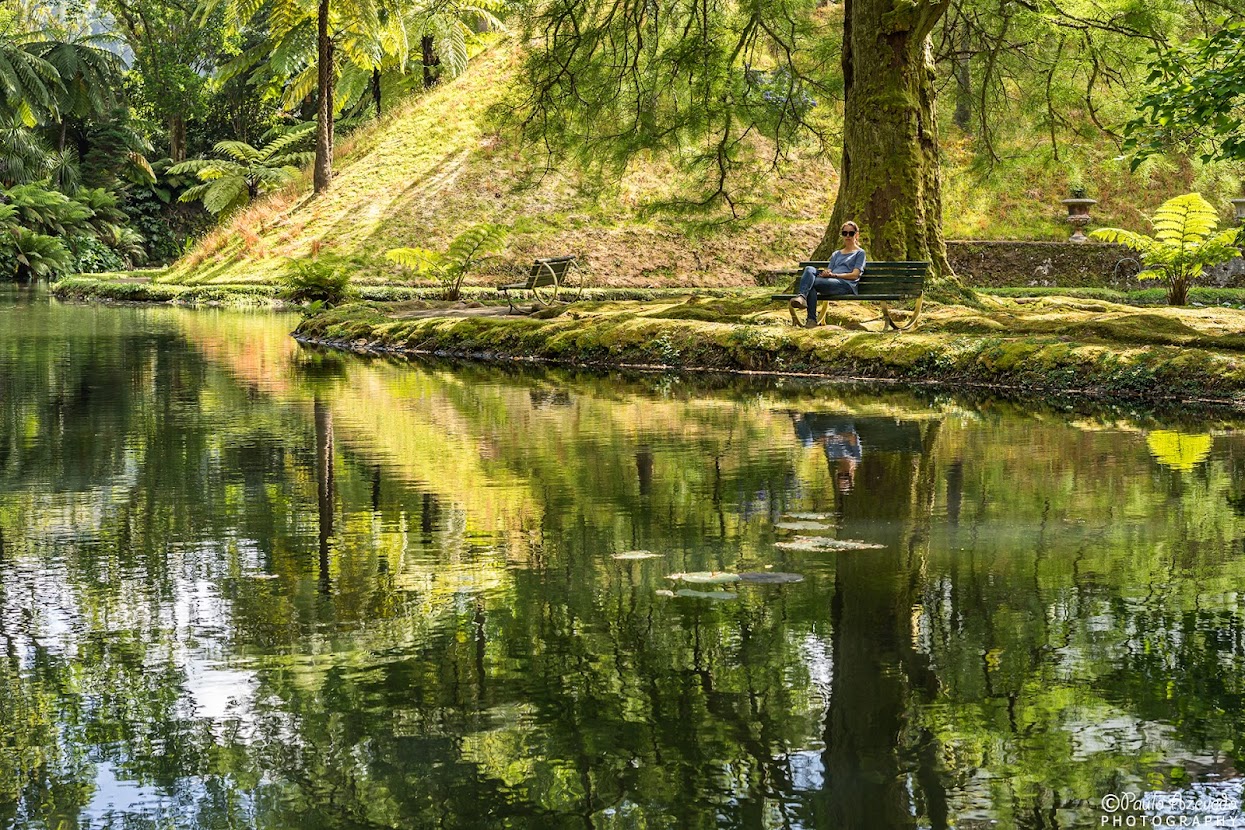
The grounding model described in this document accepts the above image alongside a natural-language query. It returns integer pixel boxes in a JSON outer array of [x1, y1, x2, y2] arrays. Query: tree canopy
[[1125, 21, 1245, 166]]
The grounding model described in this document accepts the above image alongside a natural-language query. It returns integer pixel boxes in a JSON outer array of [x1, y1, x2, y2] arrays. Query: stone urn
[[1062, 197, 1097, 243], [1231, 197, 1245, 227]]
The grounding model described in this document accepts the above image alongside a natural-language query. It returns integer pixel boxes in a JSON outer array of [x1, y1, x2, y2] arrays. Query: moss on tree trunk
[[812, 0, 972, 302]]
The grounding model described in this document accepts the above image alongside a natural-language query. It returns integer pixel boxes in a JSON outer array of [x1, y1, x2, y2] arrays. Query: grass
[[981, 286, 1245, 308], [52, 276, 281, 305], [293, 292, 1245, 405]]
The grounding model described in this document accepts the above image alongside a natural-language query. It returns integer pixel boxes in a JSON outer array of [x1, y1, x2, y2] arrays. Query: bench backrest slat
[[798, 260, 929, 272], [526, 256, 576, 287], [790, 260, 928, 299]]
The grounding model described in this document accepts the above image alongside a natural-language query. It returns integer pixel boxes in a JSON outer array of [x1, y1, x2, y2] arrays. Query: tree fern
[[387, 223, 510, 299], [28, 31, 125, 121], [4, 226, 70, 279], [1090, 193, 1243, 305], [171, 127, 314, 215]]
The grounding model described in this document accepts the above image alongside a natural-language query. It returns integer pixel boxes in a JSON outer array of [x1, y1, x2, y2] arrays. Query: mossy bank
[[292, 293, 1245, 406]]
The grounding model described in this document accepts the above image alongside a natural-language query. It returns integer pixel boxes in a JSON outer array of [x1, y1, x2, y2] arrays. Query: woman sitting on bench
[[790, 221, 867, 328]]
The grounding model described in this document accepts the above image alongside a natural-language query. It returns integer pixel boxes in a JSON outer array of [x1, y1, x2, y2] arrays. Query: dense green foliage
[[278, 256, 355, 304], [0, 0, 500, 280], [1126, 21, 1245, 166]]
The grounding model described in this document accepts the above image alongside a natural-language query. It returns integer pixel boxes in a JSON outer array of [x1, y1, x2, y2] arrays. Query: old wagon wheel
[[530, 259, 561, 306], [560, 258, 586, 303]]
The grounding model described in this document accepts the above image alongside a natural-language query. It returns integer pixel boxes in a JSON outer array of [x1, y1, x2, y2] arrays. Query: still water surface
[[4, 289, 1245, 828]]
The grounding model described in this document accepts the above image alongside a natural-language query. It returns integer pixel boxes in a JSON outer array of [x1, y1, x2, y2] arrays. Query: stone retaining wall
[[756, 240, 1245, 289], [946, 240, 1245, 289]]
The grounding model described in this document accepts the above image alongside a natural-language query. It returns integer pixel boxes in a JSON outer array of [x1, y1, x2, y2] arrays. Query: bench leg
[[880, 297, 923, 331]]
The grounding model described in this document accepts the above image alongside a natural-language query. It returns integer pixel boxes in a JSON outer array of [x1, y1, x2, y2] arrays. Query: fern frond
[[259, 123, 315, 159], [1150, 193, 1219, 246], [203, 177, 248, 216], [1088, 227, 1160, 256], [445, 222, 510, 267], [214, 140, 263, 162], [386, 247, 444, 271]]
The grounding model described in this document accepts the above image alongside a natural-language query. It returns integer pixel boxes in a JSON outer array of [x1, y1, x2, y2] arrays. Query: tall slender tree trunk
[[169, 114, 186, 163], [372, 67, 382, 117], [813, 0, 953, 280], [952, 27, 972, 132], [421, 35, 439, 89], [314, 0, 334, 194]]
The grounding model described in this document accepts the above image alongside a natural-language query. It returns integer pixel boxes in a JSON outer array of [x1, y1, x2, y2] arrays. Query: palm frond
[[214, 140, 263, 162]]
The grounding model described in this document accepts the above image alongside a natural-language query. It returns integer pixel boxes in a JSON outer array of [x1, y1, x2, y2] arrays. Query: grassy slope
[[163, 43, 836, 289], [162, 38, 1242, 290]]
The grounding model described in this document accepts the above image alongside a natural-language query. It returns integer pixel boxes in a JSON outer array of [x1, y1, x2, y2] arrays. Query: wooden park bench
[[772, 260, 930, 331], [499, 255, 584, 312]]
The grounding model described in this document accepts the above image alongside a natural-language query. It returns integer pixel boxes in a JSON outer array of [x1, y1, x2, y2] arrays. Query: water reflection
[[3, 291, 1245, 827]]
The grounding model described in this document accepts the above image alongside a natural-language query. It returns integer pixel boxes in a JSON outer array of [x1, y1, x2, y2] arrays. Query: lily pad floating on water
[[775, 536, 885, 552], [675, 589, 738, 601], [774, 521, 833, 532], [738, 572, 804, 585], [611, 550, 662, 560], [785, 512, 836, 521], [666, 571, 742, 584]]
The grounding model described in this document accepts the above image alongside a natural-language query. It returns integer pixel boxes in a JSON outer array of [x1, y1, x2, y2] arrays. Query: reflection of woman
[[823, 429, 861, 493], [790, 221, 867, 328], [793, 414, 862, 494]]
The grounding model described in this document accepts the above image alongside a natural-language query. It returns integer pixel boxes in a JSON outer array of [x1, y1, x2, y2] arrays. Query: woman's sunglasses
[[840, 230, 857, 237]]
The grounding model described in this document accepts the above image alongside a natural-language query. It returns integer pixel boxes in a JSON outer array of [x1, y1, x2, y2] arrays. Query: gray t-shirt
[[829, 249, 866, 277]]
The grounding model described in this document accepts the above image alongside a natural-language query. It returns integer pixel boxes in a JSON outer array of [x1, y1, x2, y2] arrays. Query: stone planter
[[1231, 198, 1245, 227], [1061, 197, 1097, 243]]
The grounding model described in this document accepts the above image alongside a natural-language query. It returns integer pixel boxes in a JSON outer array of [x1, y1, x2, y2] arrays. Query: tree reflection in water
[[2, 295, 1245, 828]]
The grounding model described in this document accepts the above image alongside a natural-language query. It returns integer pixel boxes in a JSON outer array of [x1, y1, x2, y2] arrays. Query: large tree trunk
[[169, 114, 186, 163], [813, 0, 952, 280], [313, 0, 334, 194]]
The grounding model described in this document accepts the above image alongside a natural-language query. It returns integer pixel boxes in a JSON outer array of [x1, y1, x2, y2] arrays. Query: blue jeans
[[797, 266, 858, 325]]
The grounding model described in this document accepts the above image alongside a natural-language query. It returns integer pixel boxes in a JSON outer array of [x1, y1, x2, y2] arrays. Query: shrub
[[279, 259, 354, 306]]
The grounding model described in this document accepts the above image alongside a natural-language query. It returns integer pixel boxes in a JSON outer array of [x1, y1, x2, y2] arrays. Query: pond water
[[4, 288, 1245, 829]]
